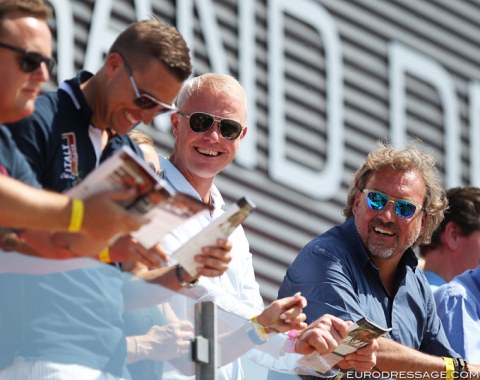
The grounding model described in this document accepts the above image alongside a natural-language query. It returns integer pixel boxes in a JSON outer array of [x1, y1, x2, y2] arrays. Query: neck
[[80, 75, 107, 131], [371, 254, 403, 296], [169, 155, 215, 205], [423, 248, 456, 282]]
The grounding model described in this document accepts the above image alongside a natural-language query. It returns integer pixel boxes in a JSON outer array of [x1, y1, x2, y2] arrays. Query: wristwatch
[[175, 264, 198, 288]]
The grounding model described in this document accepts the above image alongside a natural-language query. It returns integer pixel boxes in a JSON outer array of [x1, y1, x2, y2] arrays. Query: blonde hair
[[128, 129, 154, 147], [176, 73, 248, 123], [343, 141, 447, 245]]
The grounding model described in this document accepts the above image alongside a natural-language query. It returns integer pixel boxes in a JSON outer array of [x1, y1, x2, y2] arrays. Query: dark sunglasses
[[114, 51, 176, 113], [0, 41, 55, 74], [177, 111, 244, 141], [362, 189, 423, 219]]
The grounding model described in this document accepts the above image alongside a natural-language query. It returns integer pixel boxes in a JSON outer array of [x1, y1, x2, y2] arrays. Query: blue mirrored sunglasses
[[362, 189, 423, 219]]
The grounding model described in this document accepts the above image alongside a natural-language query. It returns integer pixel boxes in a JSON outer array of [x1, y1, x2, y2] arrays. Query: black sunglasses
[[177, 111, 244, 141], [362, 189, 423, 219], [0, 41, 55, 74], [113, 51, 176, 113]]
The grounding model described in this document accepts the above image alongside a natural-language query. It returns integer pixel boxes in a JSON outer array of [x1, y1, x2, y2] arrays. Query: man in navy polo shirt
[[0, 0, 145, 253]]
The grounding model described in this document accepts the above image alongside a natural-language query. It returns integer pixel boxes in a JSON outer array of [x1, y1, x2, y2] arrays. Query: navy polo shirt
[[0, 126, 39, 187]]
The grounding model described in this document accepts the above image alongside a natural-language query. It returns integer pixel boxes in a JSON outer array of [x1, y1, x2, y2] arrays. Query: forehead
[[183, 86, 246, 121], [1, 15, 52, 52], [366, 169, 426, 201]]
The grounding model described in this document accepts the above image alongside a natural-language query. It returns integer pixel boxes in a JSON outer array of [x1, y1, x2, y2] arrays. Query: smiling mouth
[[125, 111, 139, 125], [374, 226, 394, 236], [196, 148, 220, 157]]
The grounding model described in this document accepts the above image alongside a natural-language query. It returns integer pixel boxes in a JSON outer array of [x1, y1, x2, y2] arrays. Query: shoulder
[[8, 92, 61, 134], [435, 280, 468, 305], [286, 223, 353, 278]]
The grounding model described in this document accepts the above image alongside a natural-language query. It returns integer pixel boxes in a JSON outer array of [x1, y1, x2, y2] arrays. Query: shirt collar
[[159, 156, 225, 212], [59, 70, 94, 122], [345, 216, 419, 271]]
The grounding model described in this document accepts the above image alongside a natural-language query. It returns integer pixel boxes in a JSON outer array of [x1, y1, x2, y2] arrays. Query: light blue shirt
[[435, 267, 480, 362], [423, 270, 447, 294]]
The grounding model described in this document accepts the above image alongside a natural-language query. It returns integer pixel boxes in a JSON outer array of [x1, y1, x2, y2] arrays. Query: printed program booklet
[[66, 146, 209, 248], [296, 317, 391, 376], [172, 197, 256, 276]]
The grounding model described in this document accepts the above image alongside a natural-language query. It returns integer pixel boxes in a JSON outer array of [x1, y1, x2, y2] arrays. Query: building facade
[[48, 0, 480, 302]]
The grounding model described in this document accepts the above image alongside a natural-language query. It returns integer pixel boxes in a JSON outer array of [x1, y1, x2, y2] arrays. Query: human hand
[[0, 229, 41, 256], [19, 230, 78, 259], [109, 236, 168, 267], [255, 293, 307, 333], [192, 238, 232, 278], [294, 314, 350, 355], [81, 189, 148, 240], [134, 321, 194, 361], [337, 339, 378, 372]]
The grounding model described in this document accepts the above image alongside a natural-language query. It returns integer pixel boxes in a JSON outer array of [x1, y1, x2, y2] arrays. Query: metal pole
[[193, 301, 217, 380]]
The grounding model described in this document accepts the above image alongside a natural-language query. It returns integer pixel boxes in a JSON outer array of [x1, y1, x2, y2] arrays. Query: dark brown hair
[[420, 186, 480, 255], [109, 19, 192, 82]]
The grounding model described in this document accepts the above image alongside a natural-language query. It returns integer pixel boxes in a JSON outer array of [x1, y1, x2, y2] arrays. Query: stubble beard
[[357, 218, 421, 260]]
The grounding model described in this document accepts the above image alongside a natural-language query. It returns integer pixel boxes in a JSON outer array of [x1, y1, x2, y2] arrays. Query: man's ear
[[104, 52, 122, 78], [171, 112, 179, 137], [239, 126, 248, 140], [352, 191, 362, 215], [443, 221, 460, 250]]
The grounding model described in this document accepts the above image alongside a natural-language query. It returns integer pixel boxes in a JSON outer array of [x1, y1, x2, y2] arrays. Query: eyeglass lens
[[0, 41, 55, 74], [132, 94, 160, 110], [365, 191, 418, 219], [188, 112, 243, 140], [21, 52, 55, 73]]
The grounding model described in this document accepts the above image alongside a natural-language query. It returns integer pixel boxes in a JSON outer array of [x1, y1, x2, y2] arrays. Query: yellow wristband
[[68, 199, 84, 232], [250, 316, 269, 336], [443, 357, 455, 380], [98, 247, 111, 263]]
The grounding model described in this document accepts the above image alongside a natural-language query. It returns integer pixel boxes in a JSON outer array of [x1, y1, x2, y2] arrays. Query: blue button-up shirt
[[278, 217, 457, 357], [435, 267, 480, 361]]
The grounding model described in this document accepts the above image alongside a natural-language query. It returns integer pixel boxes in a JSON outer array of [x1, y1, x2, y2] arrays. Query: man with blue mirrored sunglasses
[[278, 142, 480, 378]]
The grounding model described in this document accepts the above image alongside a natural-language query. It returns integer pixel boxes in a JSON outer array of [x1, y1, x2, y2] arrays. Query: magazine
[[296, 317, 391, 375], [172, 197, 256, 276], [66, 146, 209, 248]]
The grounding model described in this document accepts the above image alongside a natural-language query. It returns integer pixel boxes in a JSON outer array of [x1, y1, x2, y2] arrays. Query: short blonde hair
[[176, 73, 248, 123]]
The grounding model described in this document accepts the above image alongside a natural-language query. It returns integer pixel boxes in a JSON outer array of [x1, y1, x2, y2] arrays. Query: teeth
[[197, 148, 219, 157], [374, 227, 394, 236], [125, 111, 138, 125]]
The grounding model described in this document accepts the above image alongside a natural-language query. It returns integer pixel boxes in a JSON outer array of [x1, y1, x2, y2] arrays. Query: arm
[[0, 176, 147, 240], [0, 176, 71, 231]]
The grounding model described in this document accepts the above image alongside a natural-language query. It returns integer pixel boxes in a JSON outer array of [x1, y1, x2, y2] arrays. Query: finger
[[195, 255, 231, 270], [215, 238, 232, 251], [97, 188, 138, 202], [328, 316, 350, 340], [196, 266, 228, 278], [136, 249, 160, 268], [199, 247, 232, 262], [152, 243, 170, 262], [279, 305, 306, 322]]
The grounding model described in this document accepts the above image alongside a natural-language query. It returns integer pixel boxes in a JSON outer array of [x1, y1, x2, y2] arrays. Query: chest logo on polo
[[60, 132, 79, 179]]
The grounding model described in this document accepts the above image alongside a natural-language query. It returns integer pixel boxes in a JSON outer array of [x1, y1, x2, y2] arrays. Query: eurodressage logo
[[60, 132, 79, 181]]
